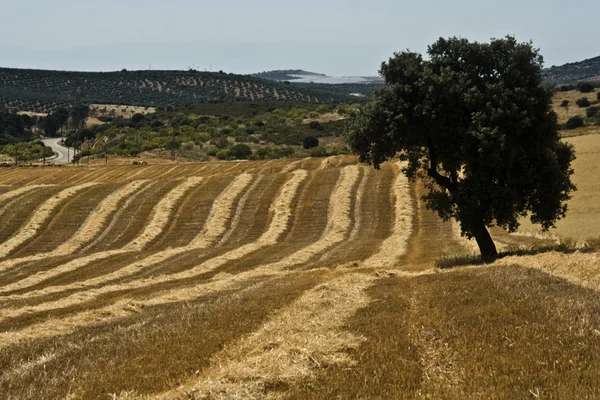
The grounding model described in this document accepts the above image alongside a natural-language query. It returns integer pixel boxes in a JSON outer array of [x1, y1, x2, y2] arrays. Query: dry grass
[[284, 265, 600, 399], [362, 163, 412, 268], [0, 181, 149, 283], [90, 104, 156, 119], [3, 155, 600, 399], [552, 89, 599, 125], [158, 273, 375, 399], [518, 134, 600, 242], [0, 182, 97, 258], [302, 112, 345, 124]]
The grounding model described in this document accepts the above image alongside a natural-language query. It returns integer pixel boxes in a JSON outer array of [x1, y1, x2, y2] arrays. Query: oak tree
[[346, 36, 576, 261]]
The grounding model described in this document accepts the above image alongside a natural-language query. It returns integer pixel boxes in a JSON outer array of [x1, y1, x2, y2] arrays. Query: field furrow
[[0, 178, 203, 297], [9, 184, 122, 257], [0, 187, 64, 248], [361, 163, 413, 269], [0, 170, 309, 342], [157, 272, 376, 399], [0, 181, 149, 281], [0, 183, 98, 259], [0, 270, 330, 399], [2, 174, 254, 298]]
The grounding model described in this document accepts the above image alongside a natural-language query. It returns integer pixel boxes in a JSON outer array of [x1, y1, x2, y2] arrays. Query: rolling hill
[[0, 68, 364, 114]]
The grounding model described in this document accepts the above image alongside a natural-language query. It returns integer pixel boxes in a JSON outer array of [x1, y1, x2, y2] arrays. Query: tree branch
[[427, 140, 456, 191]]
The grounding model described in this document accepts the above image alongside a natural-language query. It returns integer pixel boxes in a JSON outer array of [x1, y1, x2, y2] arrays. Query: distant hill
[[251, 70, 326, 81], [0, 68, 362, 113], [251, 69, 385, 85], [543, 56, 600, 84]]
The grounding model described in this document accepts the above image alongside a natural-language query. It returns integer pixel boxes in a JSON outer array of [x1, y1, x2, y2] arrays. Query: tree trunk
[[472, 223, 498, 262]]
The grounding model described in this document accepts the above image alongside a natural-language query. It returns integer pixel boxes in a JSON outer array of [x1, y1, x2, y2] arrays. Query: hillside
[[251, 69, 327, 81], [0, 68, 362, 114], [0, 144, 600, 398], [544, 55, 600, 84]]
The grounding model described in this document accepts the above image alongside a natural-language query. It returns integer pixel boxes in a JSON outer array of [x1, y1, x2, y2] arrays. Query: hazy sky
[[1, 0, 598, 75]]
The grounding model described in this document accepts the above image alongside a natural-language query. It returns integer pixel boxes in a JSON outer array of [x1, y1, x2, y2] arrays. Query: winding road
[[41, 138, 70, 164]]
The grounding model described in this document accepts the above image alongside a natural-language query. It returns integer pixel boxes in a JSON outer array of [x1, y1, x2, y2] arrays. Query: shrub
[[229, 143, 252, 159], [205, 147, 218, 156], [560, 84, 577, 92], [303, 136, 319, 149], [576, 98, 591, 108], [578, 82, 595, 93], [308, 121, 322, 130], [131, 113, 145, 124], [216, 150, 229, 160], [309, 147, 327, 157], [586, 107, 599, 118], [598, 92, 600, 101], [566, 116, 584, 130], [560, 100, 569, 107]]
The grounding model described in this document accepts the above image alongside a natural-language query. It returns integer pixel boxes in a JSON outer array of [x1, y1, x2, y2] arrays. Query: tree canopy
[[346, 36, 576, 261]]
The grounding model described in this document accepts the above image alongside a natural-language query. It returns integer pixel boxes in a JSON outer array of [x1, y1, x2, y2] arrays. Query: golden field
[[0, 149, 599, 399]]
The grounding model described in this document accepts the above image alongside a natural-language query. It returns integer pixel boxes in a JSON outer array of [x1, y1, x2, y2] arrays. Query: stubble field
[[0, 149, 599, 399]]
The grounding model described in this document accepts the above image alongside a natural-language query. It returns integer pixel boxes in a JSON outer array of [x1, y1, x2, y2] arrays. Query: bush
[[578, 82, 595, 93], [205, 147, 218, 156], [216, 150, 229, 160], [131, 113, 145, 124], [565, 116, 584, 130], [303, 136, 319, 149], [308, 147, 327, 157], [586, 107, 599, 118], [229, 143, 252, 159], [576, 98, 591, 108], [598, 92, 600, 101], [308, 121, 322, 130], [560, 100, 569, 107], [560, 84, 577, 92]]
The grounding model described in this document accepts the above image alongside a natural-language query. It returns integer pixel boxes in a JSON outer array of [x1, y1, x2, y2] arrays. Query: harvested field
[[518, 134, 600, 243], [0, 154, 599, 399]]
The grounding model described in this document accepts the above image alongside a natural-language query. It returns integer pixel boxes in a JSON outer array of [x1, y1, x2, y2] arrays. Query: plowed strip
[[0, 179, 202, 296], [4, 175, 253, 296], [0, 187, 63, 245], [155, 273, 376, 399], [0, 171, 309, 340], [123, 177, 204, 251], [0, 181, 149, 276], [256, 165, 360, 271], [0, 185, 54, 205], [362, 164, 413, 269], [0, 183, 98, 259], [0, 166, 357, 324]]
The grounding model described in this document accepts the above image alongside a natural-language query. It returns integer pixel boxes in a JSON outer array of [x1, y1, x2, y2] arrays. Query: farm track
[[4, 156, 574, 399]]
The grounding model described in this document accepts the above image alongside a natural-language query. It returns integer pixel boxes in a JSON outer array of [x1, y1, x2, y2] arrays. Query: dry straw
[[0, 180, 148, 274], [0, 182, 97, 259], [362, 163, 413, 268], [154, 273, 376, 399], [0, 178, 204, 295]]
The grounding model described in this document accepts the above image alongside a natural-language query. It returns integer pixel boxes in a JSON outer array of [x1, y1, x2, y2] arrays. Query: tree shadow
[[436, 243, 597, 270]]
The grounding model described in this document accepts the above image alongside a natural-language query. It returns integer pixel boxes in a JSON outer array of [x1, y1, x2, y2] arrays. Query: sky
[[1, 0, 598, 76]]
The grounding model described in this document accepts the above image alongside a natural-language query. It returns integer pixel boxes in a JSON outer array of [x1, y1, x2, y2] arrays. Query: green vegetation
[[566, 116, 585, 129], [72, 104, 352, 160], [0, 68, 370, 114], [0, 111, 54, 162], [302, 136, 319, 149], [578, 82, 595, 93], [347, 36, 576, 262], [576, 97, 591, 107]]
